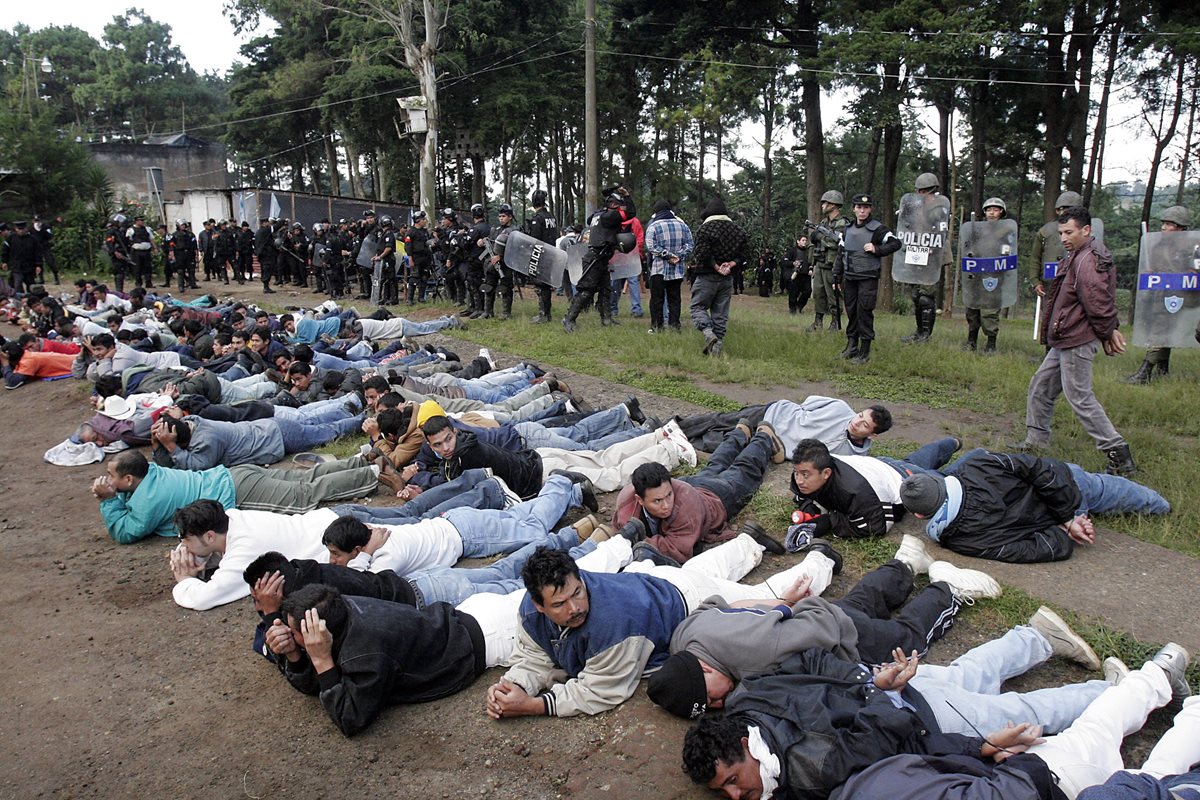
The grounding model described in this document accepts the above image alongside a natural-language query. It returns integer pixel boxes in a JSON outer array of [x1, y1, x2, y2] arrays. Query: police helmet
[[615, 232, 637, 253], [175, 218, 189, 228], [531, 189, 547, 206], [112, 213, 128, 225], [1054, 191, 1082, 210], [441, 207, 456, 220], [362, 209, 376, 219], [498, 203, 514, 215], [312, 222, 325, 236], [291, 222, 303, 232], [218, 219, 228, 226], [982, 197, 1007, 213], [820, 190, 844, 206], [1160, 205, 1192, 228], [915, 172, 939, 191], [605, 191, 623, 206], [470, 203, 485, 218], [380, 215, 394, 228]]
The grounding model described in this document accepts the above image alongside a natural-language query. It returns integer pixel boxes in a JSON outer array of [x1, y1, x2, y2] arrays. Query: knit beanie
[[646, 651, 708, 719], [701, 197, 728, 219], [652, 198, 672, 214], [899, 473, 948, 516]]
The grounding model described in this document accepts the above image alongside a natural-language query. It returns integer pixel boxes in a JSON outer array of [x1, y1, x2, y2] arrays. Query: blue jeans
[[276, 414, 365, 453], [913, 626, 1109, 736], [1067, 463, 1170, 516], [403, 316, 457, 337], [610, 276, 643, 316], [332, 469, 500, 522], [410, 530, 597, 606], [313, 343, 426, 371], [443, 473, 580, 557], [683, 428, 773, 517], [456, 378, 535, 404], [274, 395, 361, 424], [879, 437, 961, 477], [513, 405, 639, 451], [689, 273, 733, 339]]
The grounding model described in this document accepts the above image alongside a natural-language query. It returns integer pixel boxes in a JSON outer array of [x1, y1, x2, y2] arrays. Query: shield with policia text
[[959, 219, 1019, 309], [1040, 218, 1105, 281], [1132, 230, 1200, 348], [893, 192, 951, 285], [503, 230, 568, 288], [355, 233, 378, 269]]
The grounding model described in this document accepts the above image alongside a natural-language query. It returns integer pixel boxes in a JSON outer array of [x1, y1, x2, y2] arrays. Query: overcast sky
[[12, 2, 1169, 192]]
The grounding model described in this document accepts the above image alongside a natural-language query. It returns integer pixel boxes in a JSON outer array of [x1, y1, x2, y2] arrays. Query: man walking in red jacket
[[1018, 206, 1134, 475]]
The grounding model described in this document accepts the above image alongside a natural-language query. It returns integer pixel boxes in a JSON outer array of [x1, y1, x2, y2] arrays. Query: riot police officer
[[198, 219, 216, 281], [104, 214, 131, 292], [283, 222, 310, 286], [484, 203, 517, 319], [462, 204, 490, 318], [254, 218, 278, 294], [236, 222, 254, 284], [213, 220, 237, 285], [528, 189, 559, 323], [963, 197, 1011, 353], [323, 219, 351, 299], [438, 209, 464, 304], [900, 173, 948, 344], [406, 210, 433, 305], [1127, 205, 1192, 384], [32, 215, 57, 284], [126, 215, 155, 288], [563, 191, 626, 333], [167, 219, 199, 293], [806, 190, 847, 331], [375, 215, 398, 305], [835, 194, 901, 364]]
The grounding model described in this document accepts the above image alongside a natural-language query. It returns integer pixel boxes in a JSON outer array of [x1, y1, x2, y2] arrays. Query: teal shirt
[[100, 463, 237, 544]]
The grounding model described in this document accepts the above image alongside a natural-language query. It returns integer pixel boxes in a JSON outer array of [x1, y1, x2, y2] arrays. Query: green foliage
[[55, 199, 109, 274], [0, 104, 92, 216]]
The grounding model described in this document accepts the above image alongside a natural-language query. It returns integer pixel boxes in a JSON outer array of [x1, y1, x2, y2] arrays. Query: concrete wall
[[87, 141, 229, 206]]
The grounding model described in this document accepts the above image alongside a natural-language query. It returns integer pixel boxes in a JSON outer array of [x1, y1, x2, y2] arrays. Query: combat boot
[[562, 291, 589, 333], [482, 290, 495, 319], [806, 314, 824, 332], [828, 313, 841, 331], [1104, 444, 1137, 476], [1154, 352, 1170, 378], [963, 331, 978, 352], [499, 290, 513, 321], [839, 337, 859, 359], [1125, 360, 1153, 384], [531, 292, 552, 324], [983, 335, 997, 354], [850, 339, 872, 364]]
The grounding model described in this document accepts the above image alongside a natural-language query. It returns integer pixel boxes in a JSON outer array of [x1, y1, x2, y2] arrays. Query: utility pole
[[584, 0, 599, 215]]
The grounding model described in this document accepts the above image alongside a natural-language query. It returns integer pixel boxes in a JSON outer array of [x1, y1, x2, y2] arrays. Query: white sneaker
[[928, 561, 1002, 601], [1029, 606, 1102, 670], [479, 347, 495, 371], [894, 534, 934, 576], [1103, 657, 1130, 685], [662, 420, 697, 467]]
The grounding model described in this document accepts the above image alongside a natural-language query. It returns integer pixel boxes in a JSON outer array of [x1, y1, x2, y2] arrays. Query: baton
[[1033, 296, 1041, 339]]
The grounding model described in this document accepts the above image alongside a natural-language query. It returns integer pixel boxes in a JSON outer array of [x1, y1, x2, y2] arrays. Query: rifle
[[803, 220, 840, 249]]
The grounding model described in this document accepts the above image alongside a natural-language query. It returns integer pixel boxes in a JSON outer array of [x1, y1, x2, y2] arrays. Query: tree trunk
[[1064, 8, 1095, 192], [470, 154, 485, 205], [762, 74, 776, 237], [968, 77, 987, 216], [801, 72, 825, 223], [1177, 75, 1197, 205], [879, 121, 902, 312], [864, 127, 882, 195], [1084, 28, 1120, 206], [321, 121, 342, 197], [1041, 16, 1069, 219], [345, 142, 363, 197], [1141, 58, 1187, 226]]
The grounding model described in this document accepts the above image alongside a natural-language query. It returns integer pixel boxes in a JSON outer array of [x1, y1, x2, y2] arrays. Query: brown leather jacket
[[1039, 237, 1119, 349]]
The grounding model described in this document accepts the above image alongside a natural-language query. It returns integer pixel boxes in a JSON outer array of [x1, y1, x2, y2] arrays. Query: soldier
[[354, 210, 378, 298], [438, 210, 464, 306], [1030, 190, 1082, 298], [254, 218, 278, 294], [963, 197, 1014, 353], [236, 221, 254, 284], [323, 219, 352, 300], [835, 194, 901, 364], [126, 215, 155, 289], [199, 219, 216, 281], [2, 221, 39, 294], [405, 210, 433, 305], [484, 203, 517, 319], [103, 214, 131, 292], [167, 219, 199, 293], [564, 190, 629, 333], [805, 190, 847, 332], [374, 215, 398, 305], [528, 190, 559, 324], [462, 204, 490, 318], [900, 173, 950, 344], [283, 222, 310, 287], [1127, 205, 1193, 384], [32, 215, 57, 284]]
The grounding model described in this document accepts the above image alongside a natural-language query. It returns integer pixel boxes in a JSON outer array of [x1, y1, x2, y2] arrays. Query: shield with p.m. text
[[1165, 295, 1184, 314]]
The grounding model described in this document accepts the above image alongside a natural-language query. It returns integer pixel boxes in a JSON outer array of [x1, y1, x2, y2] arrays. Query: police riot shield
[[1040, 218, 1105, 281], [356, 233, 378, 270], [565, 237, 643, 284], [1132, 230, 1200, 349], [503, 230, 568, 288], [959, 219, 1019, 309], [311, 242, 328, 269], [893, 192, 951, 285]]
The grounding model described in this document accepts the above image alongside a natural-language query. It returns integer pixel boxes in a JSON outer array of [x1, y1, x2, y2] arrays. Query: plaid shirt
[[645, 215, 694, 281]]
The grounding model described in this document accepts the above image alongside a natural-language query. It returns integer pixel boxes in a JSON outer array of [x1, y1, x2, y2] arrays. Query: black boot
[[839, 337, 859, 359], [829, 312, 841, 331], [964, 330, 978, 351], [482, 290, 495, 319], [1104, 444, 1137, 476], [499, 289, 513, 320], [1154, 352, 1170, 379], [850, 338, 872, 364], [983, 335, 996, 354], [1125, 359, 1154, 384], [562, 291, 590, 333], [901, 304, 923, 343], [806, 314, 824, 332], [531, 290, 552, 324]]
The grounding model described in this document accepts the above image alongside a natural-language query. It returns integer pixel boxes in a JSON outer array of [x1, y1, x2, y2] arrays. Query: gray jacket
[[169, 415, 284, 470]]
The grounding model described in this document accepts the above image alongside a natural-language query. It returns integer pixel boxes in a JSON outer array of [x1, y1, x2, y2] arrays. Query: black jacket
[[692, 217, 750, 276], [791, 460, 900, 539], [426, 429, 543, 499], [727, 649, 983, 800], [939, 451, 1079, 563], [282, 595, 486, 736], [3, 231, 39, 271]]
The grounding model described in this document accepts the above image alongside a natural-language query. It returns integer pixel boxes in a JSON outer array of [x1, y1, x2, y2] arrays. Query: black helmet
[[605, 191, 623, 205], [470, 203, 484, 217], [362, 209, 376, 219], [615, 232, 637, 253], [531, 189, 547, 206], [380, 215, 394, 227], [498, 203, 514, 215], [291, 222, 303, 232]]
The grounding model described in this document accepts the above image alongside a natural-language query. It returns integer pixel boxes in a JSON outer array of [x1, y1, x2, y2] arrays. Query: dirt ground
[[0, 285, 1192, 798]]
